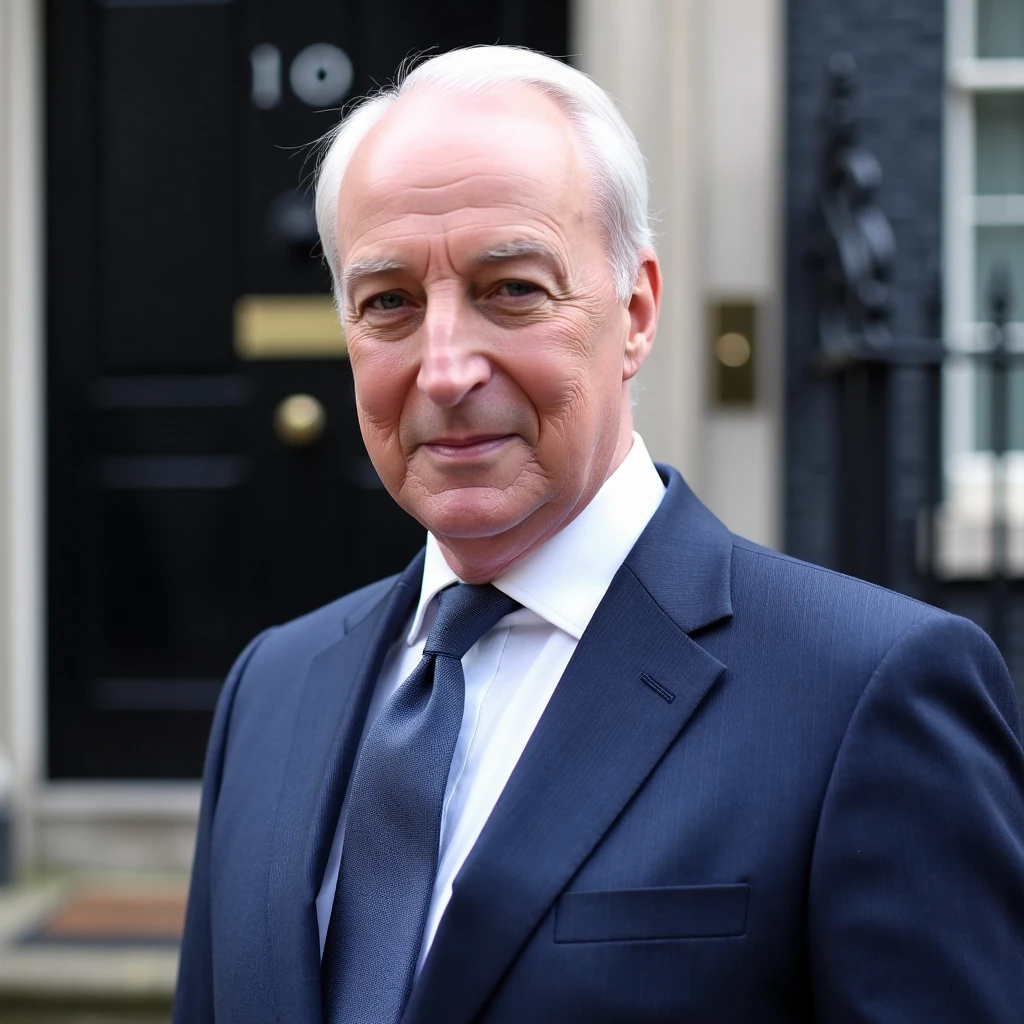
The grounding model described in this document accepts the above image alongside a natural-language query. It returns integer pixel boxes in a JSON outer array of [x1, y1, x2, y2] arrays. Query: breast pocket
[[553, 883, 750, 943]]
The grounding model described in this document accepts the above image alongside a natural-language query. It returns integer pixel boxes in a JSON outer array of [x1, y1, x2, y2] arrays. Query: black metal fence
[[815, 54, 1022, 659]]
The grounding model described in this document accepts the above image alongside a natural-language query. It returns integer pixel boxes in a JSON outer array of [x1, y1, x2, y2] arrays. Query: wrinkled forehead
[[335, 86, 597, 259]]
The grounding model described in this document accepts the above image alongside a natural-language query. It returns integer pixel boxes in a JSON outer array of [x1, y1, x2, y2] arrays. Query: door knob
[[274, 393, 326, 447]]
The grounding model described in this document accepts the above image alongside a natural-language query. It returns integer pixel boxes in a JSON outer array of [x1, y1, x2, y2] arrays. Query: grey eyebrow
[[339, 258, 407, 299], [472, 240, 562, 267], [339, 241, 564, 302]]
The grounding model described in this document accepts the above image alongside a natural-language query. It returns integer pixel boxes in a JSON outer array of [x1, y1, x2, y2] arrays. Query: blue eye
[[502, 281, 538, 297], [371, 293, 404, 310]]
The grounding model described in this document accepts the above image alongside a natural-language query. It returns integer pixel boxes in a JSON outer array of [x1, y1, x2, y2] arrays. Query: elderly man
[[174, 46, 1024, 1024]]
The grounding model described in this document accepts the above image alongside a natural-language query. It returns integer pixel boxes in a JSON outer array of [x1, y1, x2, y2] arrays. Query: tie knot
[[422, 583, 520, 661]]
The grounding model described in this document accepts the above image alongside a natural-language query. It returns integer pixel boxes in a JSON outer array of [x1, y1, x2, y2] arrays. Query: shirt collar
[[406, 433, 666, 644]]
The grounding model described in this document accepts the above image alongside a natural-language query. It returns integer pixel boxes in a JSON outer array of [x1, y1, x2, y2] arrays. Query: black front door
[[45, 0, 569, 779]]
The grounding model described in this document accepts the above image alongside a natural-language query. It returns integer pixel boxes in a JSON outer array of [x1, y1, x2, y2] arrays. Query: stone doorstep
[[0, 1007, 170, 1024], [0, 875, 182, 1014]]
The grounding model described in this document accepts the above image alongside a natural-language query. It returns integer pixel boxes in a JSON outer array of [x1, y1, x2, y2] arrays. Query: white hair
[[314, 45, 653, 303]]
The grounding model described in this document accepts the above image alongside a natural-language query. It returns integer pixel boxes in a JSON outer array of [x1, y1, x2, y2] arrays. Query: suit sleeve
[[172, 629, 276, 1024], [808, 612, 1024, 1022]]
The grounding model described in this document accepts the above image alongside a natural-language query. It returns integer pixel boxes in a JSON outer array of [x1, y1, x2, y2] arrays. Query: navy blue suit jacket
[[175, 467, 1024, 1022]]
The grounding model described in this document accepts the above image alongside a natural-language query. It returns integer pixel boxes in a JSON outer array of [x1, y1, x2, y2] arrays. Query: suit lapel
[[404, 470, 734, 1024], [269, 551, 423, 1024]]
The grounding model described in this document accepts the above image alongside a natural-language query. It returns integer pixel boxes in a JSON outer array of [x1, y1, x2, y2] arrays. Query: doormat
[[18, 884, 187, 947]]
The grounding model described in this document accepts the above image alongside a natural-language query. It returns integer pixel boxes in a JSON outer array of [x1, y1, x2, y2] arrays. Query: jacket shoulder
[[719, 537, 1018, 769], [727, 536, 951, 658], [213, 572, 408, 733], [260, 573, 403, 654]]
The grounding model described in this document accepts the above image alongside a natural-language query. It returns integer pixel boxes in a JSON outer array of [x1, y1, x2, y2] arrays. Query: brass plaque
[[709, 300, 757, 406], [234, 294, 347, 359]]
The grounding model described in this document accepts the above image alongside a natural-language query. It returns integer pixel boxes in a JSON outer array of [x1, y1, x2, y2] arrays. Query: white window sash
[[940, 0, 1024, 577]]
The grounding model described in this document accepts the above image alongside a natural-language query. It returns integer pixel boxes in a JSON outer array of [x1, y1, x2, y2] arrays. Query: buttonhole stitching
[[640, 672, 675, 703]]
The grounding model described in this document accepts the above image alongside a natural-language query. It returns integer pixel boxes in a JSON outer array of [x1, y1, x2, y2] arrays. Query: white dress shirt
[[316, 433, 666, 970]]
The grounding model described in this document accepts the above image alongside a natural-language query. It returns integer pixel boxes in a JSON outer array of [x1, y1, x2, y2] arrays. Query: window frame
[[938, 0, 1024, 578]]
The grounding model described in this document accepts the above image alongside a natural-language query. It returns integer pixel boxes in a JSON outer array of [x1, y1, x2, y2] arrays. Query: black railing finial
[[817, 53, 896, 361]]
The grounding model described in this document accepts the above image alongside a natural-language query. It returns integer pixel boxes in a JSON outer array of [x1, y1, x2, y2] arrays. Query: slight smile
[[422, 435, 515, 460]]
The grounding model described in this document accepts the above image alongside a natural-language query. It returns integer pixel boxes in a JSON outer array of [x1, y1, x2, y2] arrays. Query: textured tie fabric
[[322, 582, 520, 1024]]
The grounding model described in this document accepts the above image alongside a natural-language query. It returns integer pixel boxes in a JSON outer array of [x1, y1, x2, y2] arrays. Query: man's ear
[[623, 251, 661, 382]]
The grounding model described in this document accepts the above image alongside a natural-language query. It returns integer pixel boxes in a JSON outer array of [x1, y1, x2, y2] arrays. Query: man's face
[[335, 87, 655, 578]]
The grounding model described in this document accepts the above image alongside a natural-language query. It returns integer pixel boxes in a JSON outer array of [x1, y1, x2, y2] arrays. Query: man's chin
[[414, 486, 540, 542]]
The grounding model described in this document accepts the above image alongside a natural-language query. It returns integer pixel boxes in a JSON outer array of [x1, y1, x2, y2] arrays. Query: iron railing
[[816, 53, 1022, 655]]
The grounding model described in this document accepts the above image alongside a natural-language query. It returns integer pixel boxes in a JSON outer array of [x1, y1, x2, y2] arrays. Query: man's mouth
[[422, 434, 514, 459]]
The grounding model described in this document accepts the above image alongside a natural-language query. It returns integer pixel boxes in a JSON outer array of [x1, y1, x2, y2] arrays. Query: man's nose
[[416, 300, 491, 408]]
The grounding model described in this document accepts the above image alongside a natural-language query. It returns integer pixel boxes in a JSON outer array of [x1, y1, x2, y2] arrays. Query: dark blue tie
[[322, 582, 520, 1024]]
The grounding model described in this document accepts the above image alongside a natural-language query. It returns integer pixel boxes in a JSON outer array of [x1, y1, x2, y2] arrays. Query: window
[[940, 0, 1024, 577]]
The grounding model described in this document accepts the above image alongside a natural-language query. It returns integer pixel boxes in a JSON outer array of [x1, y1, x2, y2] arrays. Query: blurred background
[[0, 0, 1020, 1019]]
